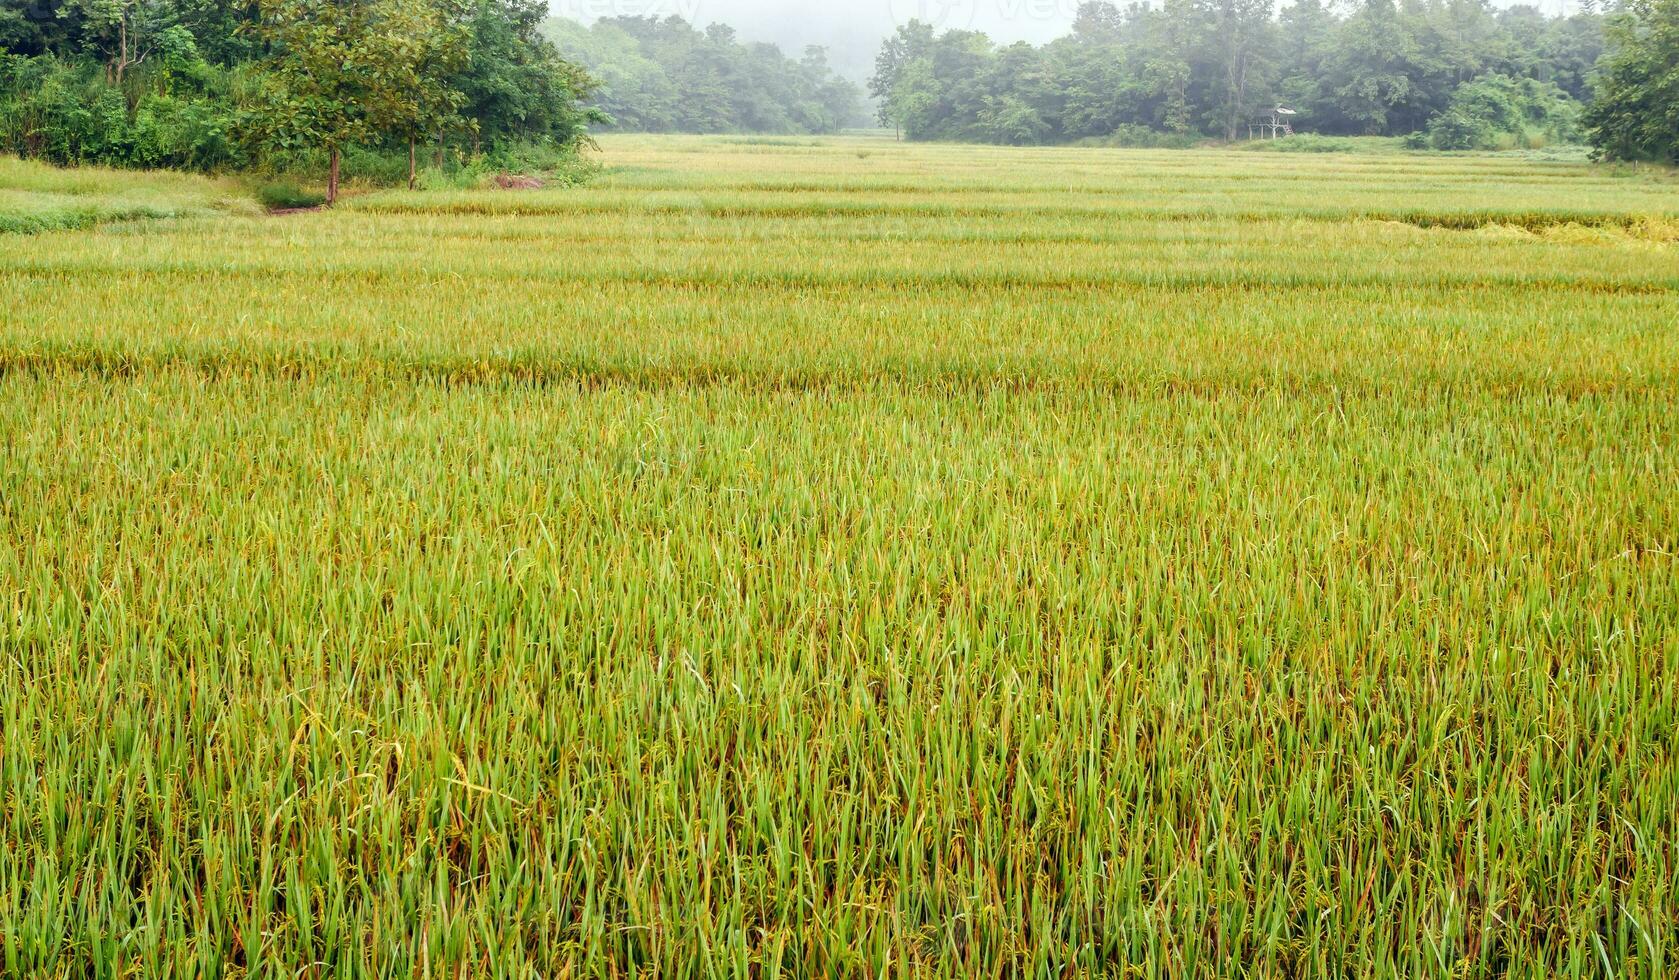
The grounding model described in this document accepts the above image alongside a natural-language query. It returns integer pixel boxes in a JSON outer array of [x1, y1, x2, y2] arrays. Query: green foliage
[[1240, 132, 1405, 153], [1083, 123, 1203, 149], [360, 0, 471, 152], [455, 0, 597, 151], [1585, 0, 1679, 164], [477, 140, 599, 182], [246, 0, 463, 198], [1425, 74, 1582, 150], [0, 0, 597, 190], [547, 16, 862, 135], [977, 94, 1053, 145], [870, 19, 934, 130], [255, 179, 324, 210], [1423, 108, 1494, 151], [871, 0, 1603, 147], [406, 141, 601, 189], [0, 53, 245, 169]]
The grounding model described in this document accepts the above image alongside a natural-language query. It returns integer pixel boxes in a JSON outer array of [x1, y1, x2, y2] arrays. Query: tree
[[889, 59, 945, 140], [1275, 0, 1339, 120], [1538, 13, 1606, 103], [453, 0, 596, 151], [359, 0, 471, 187], [247, 0, 386, 203], [1426, 73, 1581, 149], [1319, 0, 1425, 134], [551, 15, 858, 136], [1, 0, 597, 179], [1145, 0, 1202, 134], [61, 0, 157, 83], [1584, 0, 1679, 164], [870, 20, 935, 134], [49, 0, 255, 79], [1211, 0, 1277, 140], [798, 46, 861, 134], [546, 18, 677, 131], [1071, 1, 1127, 42]]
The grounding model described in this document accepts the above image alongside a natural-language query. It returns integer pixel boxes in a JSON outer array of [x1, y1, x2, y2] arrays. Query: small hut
[[1249, 106, 1298, 141]]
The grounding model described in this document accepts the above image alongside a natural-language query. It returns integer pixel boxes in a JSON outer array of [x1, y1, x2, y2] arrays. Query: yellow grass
[[2, 137, 1676, 977]]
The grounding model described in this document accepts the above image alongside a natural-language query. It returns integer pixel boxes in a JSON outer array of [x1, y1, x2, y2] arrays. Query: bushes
[[477, 141, 601, 184], [1586, 0, 1679, 164], [258, 145, 414, 188], [1423, 109, 1494, 151], [0, 55, 247, 171], [1085, 124, 1202, 149], [1241, 134, 1406, 154], [1423, 74, 1582, 151], [0, 51, 596, 198], [128, 96, 242, 170], [258, 140, 600, 197], [256, 181, 326, 210]]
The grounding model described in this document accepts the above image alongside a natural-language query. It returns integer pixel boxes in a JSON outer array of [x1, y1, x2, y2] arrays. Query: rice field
[[0, 156, 255, 235], [2, 136, 1677, 978]]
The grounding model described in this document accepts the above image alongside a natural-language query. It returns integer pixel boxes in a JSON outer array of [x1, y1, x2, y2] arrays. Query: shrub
[[256, 181, 326, 211], [482, 140, 599, 180], [1089, 124, 1201, 150], [1241, 134, 1407, 154], [1426, 109, 1495, 151], [1425, 74, 1582, 151], [1585, 0, 1679, 164], [0, 55, 247, 171]]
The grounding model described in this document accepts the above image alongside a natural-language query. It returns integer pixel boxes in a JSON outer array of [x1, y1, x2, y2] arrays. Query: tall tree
[[454, 0, 595, 151], [359, 0, 471, 187], [61, 0, 167, 83], [1146, 0, 1202, 134], [1319, 0, 1425, 134], [1584, 0, 1679, 163], [1275, 0, 1340, 118], [247, 0, 386, 203], [870, 20, 935, 134], [1071, 1, 1127, 41], [1212, 0, 1277, 140]]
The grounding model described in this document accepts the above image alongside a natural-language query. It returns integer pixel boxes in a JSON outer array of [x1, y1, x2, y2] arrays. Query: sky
[[550, 0, 1087, 81]]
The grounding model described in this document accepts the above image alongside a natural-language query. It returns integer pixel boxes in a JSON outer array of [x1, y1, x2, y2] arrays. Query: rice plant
[[1, 137, 1675, 978]]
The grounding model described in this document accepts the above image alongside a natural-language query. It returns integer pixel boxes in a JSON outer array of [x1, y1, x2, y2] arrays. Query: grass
[[2, 135, 1676, 977], [0, 156, 257, 233], [255, 180, 327, 212]]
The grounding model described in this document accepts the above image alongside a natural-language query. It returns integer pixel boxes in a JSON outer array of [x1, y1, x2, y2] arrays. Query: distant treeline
[[871, 0, 1629, 153], [546, 17, 864, 135], [0, 0, 598, 196]]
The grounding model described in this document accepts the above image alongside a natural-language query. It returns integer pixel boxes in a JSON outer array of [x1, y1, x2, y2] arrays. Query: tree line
[[5, 0, 1674, 179], [546, 16, 864, 136], [872, 0, 1677, 161], [1, 0, 599, 200]]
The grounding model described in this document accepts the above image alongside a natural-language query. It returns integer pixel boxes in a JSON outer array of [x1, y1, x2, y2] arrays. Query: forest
[[546, 16, 864, 135], [0, 0, 599, 197], [871, 0, 1678, 160], [2, 0, 1677, 174]]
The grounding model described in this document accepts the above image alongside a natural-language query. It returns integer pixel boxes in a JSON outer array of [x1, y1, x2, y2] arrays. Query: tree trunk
[[409, 137, 417, 190], [435, 131, 444, 170], [327, 146, 341, 205], [114, 18, 127, 85]]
